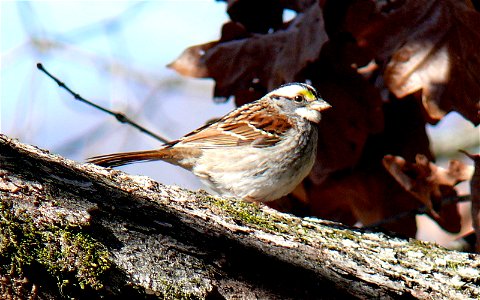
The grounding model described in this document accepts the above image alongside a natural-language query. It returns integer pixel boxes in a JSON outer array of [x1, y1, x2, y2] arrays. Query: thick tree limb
[[0, 134, 479, 299]]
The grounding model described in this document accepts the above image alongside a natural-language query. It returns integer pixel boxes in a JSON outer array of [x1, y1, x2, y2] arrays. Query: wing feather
[[172, 101, 293, 148]]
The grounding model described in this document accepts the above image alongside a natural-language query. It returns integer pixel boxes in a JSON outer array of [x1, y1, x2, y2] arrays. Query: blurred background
[[1, 1, 479, 245], [1, 1, 235, 190]]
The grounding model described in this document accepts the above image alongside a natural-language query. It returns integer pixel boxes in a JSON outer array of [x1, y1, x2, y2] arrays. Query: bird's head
[[266, 83, 331, 123]]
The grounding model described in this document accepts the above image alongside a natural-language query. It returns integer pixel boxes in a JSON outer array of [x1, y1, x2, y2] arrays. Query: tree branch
[[0, 134, 478, 299]]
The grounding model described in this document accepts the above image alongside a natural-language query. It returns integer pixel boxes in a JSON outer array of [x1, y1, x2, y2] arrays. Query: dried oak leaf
[[305, 95, 452, 237], [382, 154, 471, 233], [305, 167, 421, 237], [302, 37, 384, 181], [309, 71, 384, 181], [460, 150, 480, 252], [225, 0, 283, 34], [168, 1, 328, 105], [344, 0, 480, 124]]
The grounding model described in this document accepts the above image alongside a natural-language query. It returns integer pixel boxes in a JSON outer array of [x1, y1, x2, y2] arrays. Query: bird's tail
[[87, 149, 168, 167]]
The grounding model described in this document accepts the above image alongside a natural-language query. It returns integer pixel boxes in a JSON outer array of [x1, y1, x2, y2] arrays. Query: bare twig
[[36, 63, 169, 144]]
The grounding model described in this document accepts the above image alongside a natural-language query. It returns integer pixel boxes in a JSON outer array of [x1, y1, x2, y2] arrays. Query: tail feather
[[87, 149, 166, 167]]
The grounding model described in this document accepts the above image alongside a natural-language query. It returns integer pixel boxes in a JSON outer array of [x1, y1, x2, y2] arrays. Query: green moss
[[335, 230, 359, 241], [0, 203, 40, 272], [208, 196, 365, 247], [37, 229, 111, 290], [209, 197, 280, 232], [408, 238, 446, 257], [409, 239, 435, 249], [156, 277, 199, 300], [445, 260, 465, 271], [0, 201, 111, 296]]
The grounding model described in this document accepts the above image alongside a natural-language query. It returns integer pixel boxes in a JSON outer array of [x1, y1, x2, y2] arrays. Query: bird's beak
[[308, 99, 332, 112]]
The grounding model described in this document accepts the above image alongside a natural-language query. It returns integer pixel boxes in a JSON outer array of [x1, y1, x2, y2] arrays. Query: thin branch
[[36, 63, 169, 144]]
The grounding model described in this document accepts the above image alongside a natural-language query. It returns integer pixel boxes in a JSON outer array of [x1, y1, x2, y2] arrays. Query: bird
[[88, 83, 331, 202]]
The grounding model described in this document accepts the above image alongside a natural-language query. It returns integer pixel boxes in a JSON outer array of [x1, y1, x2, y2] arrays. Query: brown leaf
[[226, 0, 283, 34], [168, 42, 217, 78], [460, 150, 480, 252], [168, 1, 328, 105], [344, 0, 480, 124], [310, 78, 383, 180], [305, 95, 452, 237], [383, 154, 467, 233], [306, 167, 421, 237], [303, 37, 384, 181]]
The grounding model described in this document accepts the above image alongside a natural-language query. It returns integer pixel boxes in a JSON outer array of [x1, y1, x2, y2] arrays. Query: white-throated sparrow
[[88, 83, 331, 202]]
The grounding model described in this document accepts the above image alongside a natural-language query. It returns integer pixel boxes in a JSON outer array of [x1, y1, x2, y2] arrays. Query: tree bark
[[0, 134, 479, 299]]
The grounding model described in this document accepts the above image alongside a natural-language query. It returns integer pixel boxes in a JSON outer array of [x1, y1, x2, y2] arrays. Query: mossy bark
[[0, 134, 479, 299]]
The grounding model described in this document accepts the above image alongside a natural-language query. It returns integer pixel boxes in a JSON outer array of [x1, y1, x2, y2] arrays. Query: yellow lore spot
[[299, 89, 316, 101]]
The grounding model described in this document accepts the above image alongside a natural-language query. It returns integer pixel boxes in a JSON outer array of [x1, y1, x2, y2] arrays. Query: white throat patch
[[295, 107, 321, 123]]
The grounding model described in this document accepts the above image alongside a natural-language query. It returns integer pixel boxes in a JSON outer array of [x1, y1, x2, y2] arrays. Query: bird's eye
[[293, 95, 304, 103]]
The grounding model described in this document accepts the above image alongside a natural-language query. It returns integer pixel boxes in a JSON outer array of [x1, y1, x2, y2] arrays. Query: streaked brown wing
[[174, 101, 293, 148]]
